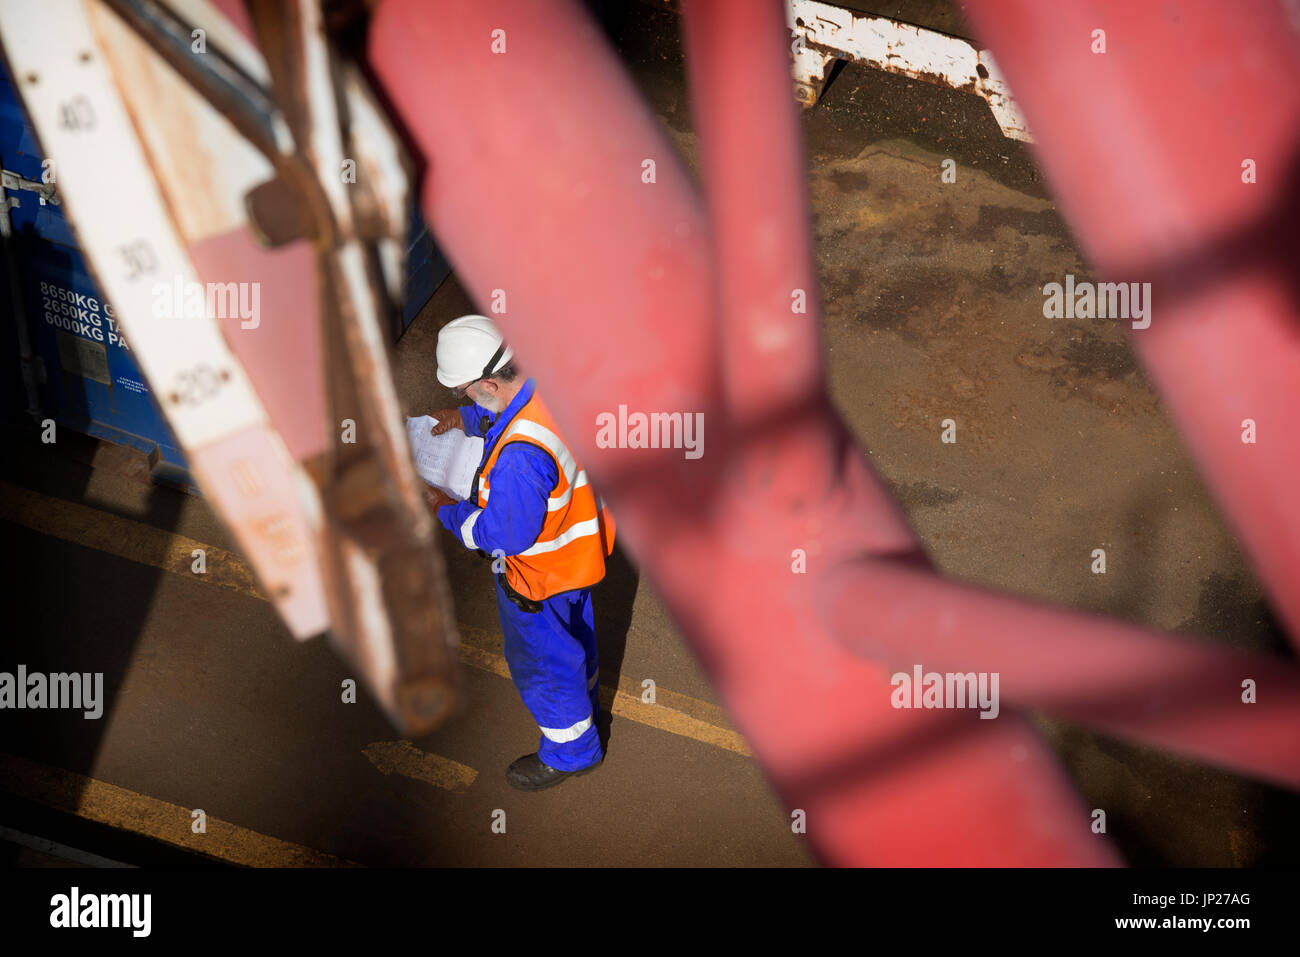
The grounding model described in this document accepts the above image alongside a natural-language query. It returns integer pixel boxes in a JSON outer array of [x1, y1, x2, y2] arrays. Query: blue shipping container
[[1, 60, 449, 487]]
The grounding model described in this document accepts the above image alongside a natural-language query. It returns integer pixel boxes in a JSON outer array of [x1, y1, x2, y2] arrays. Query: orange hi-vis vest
[[474, 392, 615, 602]]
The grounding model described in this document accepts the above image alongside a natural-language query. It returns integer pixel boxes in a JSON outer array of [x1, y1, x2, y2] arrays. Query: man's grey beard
[[470, 384, 503, 413]]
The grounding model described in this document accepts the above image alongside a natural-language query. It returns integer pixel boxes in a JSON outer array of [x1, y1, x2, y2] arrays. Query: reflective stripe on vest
[[477, 394, 614, 601], [481, 470, 589, 511]]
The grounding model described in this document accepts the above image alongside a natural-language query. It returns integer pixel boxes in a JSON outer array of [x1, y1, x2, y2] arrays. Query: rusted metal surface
[[242, 0, 458, 733], [0, 0, 332, 638], [3, 0, 459, 735], [245, 175, 315, 246], [101, 0, 291, 160], [786, 0, 1031, 139], [641, 0, 1031, 136]]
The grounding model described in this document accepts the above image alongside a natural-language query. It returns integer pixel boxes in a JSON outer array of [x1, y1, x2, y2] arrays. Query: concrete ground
[[2, 3, 1296, 867]]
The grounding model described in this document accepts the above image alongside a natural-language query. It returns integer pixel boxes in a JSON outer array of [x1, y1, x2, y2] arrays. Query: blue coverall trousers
[[495, 579, 604, 771]]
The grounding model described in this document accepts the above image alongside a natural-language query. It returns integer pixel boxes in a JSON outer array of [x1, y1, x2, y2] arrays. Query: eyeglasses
[[451, 379, 481, 400]]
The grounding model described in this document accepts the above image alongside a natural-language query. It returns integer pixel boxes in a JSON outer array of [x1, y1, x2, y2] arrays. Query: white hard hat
[[435, 314, 514, 388]]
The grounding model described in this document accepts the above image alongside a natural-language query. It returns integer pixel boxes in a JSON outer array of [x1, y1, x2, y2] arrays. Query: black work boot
[[506, 753, 601, 791]]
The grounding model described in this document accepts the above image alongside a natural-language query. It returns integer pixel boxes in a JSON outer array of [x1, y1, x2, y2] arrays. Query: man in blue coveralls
[[424, 315, 616, 791]]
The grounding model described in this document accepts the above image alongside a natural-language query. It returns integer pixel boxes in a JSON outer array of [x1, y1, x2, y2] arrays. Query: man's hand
[[423, 486, 457, 513], [430, 409, 464, 436]]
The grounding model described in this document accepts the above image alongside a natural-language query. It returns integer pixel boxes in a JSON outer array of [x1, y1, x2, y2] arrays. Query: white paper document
[[405, 415, 485, 501]]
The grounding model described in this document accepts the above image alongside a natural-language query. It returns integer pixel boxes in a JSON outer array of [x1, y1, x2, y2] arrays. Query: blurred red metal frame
[[362, 0, 1300, 865]]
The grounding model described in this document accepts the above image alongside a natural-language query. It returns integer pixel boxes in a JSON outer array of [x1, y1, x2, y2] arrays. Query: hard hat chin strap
[[481, 343, 507, 379]]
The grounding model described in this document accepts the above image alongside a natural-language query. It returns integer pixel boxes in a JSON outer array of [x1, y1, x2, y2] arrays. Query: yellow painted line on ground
[[0, 752, 357, 867], [457, 623, 751, 756], [362, 740, 478, 792], [0, 480, 262, 598], [0, 479, 752, 757], [607, 686, 750, 756]]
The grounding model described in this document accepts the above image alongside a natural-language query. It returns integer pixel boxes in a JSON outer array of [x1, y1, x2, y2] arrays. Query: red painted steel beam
[[958, 0, 1300, 650], [681, 0, 1298, 812], [680, 0, 833, 494], [822, 559, 1300, 790], [369, 0, 1116, 865]]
